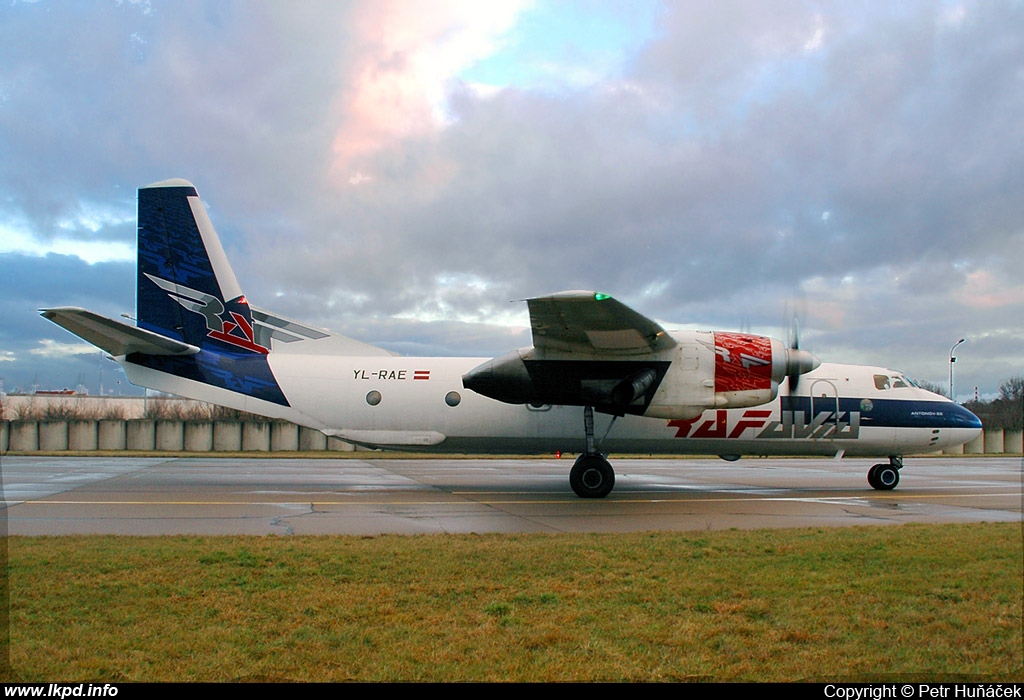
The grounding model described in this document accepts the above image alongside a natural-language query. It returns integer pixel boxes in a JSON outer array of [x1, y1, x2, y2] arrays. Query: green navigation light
[[594, 293, 612, 301]]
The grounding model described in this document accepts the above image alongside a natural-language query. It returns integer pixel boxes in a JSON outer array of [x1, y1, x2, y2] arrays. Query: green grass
[[5, 523, 1022, 682]]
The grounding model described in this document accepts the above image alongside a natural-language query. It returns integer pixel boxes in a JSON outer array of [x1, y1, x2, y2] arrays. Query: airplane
[[41, 178, 983, 498]]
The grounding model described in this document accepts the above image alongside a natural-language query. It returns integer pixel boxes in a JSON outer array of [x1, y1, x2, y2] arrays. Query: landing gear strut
[[569, 406, 616, 498], [867, 456, 902, 490]]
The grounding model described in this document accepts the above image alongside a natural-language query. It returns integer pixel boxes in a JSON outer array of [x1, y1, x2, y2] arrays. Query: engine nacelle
[[462, 330, 819, 420], [461, 348, 672, 415], [645, 331, 819, 418]]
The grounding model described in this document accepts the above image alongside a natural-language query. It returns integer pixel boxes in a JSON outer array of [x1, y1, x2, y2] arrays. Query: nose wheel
[[867, 457, 902, 490]]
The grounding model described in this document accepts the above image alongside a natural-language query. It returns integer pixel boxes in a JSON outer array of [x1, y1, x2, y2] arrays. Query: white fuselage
[[122, 353, 981, 459]]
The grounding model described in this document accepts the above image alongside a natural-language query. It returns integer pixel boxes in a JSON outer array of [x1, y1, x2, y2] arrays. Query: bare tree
[[997, 376, 1024, 429], [915, 380, 948, 398]]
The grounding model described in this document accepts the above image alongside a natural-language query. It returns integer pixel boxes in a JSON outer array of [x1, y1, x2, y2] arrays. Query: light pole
[[949, 338, 966, 403]]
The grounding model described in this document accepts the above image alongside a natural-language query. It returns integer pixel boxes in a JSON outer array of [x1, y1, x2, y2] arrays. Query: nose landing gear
[[867, 456, 902, 490]]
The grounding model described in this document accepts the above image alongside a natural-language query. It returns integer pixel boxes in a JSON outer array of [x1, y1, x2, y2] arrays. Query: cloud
[[331, 1, 527, 174], [30, 339, 101, 359], [0, 219, 135, 264], [1, 0, 1022, 398], [960, 269, 1024, 311]]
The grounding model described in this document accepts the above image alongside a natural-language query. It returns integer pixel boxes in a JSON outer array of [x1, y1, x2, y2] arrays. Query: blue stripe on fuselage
[[781, 395, 981, 430]]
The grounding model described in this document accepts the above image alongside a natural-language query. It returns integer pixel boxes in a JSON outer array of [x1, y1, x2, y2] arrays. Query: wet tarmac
[[1, 455, 1020, 535]]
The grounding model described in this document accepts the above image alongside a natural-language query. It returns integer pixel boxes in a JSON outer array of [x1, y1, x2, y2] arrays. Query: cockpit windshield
[[873, 373, 919, 390]]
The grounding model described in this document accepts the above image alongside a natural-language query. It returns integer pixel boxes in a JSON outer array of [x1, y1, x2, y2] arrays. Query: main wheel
[[867, 464, 881, 489], [867, 463, 899, 490], [570, 454, 615, 498]]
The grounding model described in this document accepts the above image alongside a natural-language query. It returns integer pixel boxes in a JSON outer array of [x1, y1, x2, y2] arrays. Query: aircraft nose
[[952, 402, 983, 430], [945, 402, 983, 450]]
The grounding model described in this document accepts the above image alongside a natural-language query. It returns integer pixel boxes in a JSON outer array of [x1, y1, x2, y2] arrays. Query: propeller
[[787, 316, 804, 392], [784, 305, 818, 394]]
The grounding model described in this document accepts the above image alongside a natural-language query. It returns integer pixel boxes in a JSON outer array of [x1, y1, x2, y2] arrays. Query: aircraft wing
[[40, 307, 200, 357], [526, 291, 676, 356]]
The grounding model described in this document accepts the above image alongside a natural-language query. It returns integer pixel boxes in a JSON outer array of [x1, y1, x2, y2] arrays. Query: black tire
[[868, 463, 899, 491], [867, 464, 881, 489], [570, 454, 615, 498]]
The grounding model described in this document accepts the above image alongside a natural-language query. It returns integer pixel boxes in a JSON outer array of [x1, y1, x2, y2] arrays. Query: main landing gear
[[867, 456, 902, 490], [569, 406, 618, 498]]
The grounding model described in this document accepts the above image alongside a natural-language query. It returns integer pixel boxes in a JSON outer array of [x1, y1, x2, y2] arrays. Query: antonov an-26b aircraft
[[42, 179, 983, 498]]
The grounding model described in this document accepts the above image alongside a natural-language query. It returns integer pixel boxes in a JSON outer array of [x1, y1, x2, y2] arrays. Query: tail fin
[[45, 179, 383, 415], [127, 179, 296, 408], [137, 179, 268, 355]]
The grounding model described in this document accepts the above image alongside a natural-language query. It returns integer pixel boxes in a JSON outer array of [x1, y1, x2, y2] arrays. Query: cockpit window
[[874, 373, 916, 391]]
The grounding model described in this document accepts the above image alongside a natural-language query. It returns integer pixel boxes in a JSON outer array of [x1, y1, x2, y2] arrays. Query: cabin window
[[366, 390, 382, 406], [445, 391, 461, 407]]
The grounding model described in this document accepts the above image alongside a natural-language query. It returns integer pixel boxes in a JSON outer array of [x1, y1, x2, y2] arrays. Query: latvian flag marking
[[413, 370, 430, 380]]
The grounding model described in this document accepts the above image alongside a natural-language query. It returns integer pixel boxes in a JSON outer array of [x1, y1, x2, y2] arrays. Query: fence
[[1, 418, 1020, 455], [1, 419, 356, 453]]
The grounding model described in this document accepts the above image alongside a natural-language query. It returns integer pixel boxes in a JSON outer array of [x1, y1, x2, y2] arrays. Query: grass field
[[4, 522, 1022, 682]]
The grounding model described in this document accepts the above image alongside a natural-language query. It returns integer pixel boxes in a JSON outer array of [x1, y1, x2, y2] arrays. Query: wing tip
[[527, 290, 611, 303]]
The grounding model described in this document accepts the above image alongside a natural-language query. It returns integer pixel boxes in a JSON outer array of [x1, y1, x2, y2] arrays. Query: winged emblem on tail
[[144, 273, 268, 354]]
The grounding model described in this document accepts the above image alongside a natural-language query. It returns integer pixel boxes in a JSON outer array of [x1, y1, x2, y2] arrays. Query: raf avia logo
[[713, 345, 771, 370], [146, 274, 269, 354], [669, 409, 861, 440], [712, 333, 773, 392]]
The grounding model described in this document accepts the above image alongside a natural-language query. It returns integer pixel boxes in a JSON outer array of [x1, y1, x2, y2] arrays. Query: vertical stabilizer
[[137, 179, 267, 355], [131, 179, 290, 407]]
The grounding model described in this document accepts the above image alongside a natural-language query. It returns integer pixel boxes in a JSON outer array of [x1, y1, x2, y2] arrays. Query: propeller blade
[[785, 314, 817, 392]]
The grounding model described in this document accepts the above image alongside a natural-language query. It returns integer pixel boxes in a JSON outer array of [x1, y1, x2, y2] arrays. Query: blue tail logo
[[131, 179, 289, 407], [144, 273, 269, 354]]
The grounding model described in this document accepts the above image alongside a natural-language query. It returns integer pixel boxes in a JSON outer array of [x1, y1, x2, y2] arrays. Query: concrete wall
[[98, 421, 126, 450], [0, 395, 367, 454], [1, 418, 1021, 455], [0, 418, 358, 453], [6, 395, 1018, 456], [9, 422, 38, 452], [1003, 429, 1022, 454]]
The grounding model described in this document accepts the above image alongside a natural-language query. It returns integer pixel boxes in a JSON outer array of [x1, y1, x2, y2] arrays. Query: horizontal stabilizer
[[40, 307, 200, 357]]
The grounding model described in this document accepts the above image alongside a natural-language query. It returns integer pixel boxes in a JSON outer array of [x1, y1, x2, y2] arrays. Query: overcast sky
[[1, 0, 1021, 401]]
